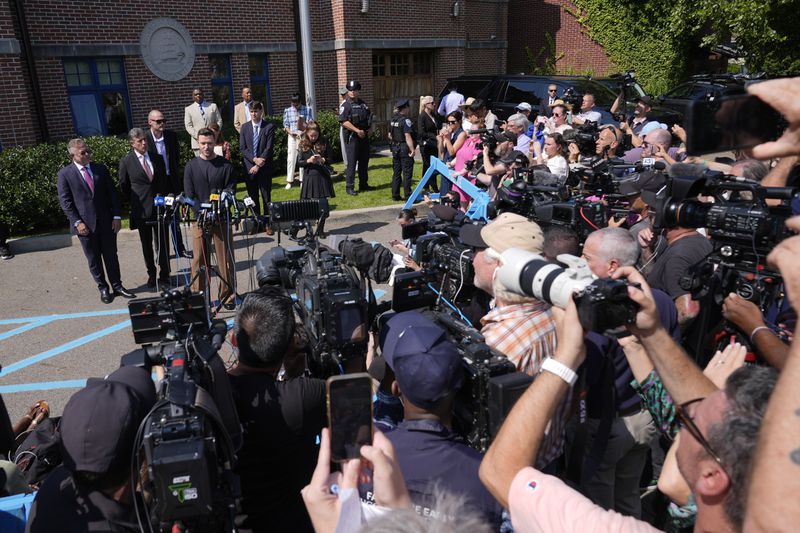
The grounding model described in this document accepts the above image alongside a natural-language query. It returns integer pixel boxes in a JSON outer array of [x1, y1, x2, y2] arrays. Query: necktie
[[141, 155, 153, 181], [199, 103, 205, 117], [156, 139, 169, 175], [253, 124, 259, 146], [81, 166, 94, 194]]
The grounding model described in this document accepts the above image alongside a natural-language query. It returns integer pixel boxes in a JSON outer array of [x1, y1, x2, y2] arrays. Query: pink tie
[[81, 166, 94, 194], [141, 156, 153, 181]]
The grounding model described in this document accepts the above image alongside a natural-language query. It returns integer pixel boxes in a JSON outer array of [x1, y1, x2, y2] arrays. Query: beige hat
[[549, 99, 572, 111], [459, 97, 476, 108], [482, 213, 544, 254]]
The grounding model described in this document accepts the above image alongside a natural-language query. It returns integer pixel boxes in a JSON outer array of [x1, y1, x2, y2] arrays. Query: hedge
[[0, 110, 345, 234]]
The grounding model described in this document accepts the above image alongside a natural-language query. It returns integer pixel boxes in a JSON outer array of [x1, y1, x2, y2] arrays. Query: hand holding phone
[[327, 373, 373, 462]]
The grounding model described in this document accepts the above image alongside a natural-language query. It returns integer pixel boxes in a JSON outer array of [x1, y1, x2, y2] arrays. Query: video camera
[[122, 287, 242, 532], [256, 234, 388, 376]]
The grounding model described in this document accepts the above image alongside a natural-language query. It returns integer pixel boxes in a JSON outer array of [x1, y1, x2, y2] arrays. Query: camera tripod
[[188, 217, 240, 315]]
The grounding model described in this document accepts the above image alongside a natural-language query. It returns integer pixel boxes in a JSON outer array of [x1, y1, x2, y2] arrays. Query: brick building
[[0, 0, 510, 149]]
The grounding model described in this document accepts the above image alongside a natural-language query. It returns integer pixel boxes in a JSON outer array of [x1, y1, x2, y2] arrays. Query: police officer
[[389, 98, 416, 201], [339, 80, 373, 196]]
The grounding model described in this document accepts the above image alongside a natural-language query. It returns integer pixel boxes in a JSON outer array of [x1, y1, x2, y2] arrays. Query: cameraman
[[228, 286, 326, 533], [571, 93, 602, 126], [27, 367, 156, 532], [577, 228, 680, 518], [461, 214, 567, 470], [616, 95, 653, 148], [474, 130, 517, 191], [596, 125, 622, 160]]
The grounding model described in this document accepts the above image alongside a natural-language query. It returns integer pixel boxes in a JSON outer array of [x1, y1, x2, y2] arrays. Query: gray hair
[[507, 112, 529, 131], [127, 127, 146, 142], [360, 489, 492, 533], [709, 365, 778, 531], [67, 138, 87, 155], [588, 227, 640, 267], [646, 128, 671, 146], [732, 159, 769, 182]]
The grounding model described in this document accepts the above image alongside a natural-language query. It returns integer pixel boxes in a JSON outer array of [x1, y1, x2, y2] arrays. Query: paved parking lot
[[0, 204, 404, 421]]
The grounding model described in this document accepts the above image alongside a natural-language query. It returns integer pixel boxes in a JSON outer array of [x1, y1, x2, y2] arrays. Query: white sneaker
[[285, 183, 292, 189]]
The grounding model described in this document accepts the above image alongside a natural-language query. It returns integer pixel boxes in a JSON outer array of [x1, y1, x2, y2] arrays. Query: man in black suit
[[146, 109, 191, 259], [57, 138, 135, 304], [119, 127, 171, 289], [239, 101, 276, 235], [539, 84, 559, 118]]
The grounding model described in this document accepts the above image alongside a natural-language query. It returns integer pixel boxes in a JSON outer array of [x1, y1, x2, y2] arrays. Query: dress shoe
[[146, 275, 156, 288], [113, 286, 137, 299], [179, 250, 193, 259], [99, 287, 114, 304], [346, 189, 358, 196], [392, 196, 402, 202], [265, 226, 275, 236], [360, 184, 376, 192]]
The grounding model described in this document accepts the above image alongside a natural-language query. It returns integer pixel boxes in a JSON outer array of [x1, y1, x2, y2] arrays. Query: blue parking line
[[0, 320, 131, 378], [0, 308, 129, 326], [0, 319, 50, 342], [0, 379, 88, 394]]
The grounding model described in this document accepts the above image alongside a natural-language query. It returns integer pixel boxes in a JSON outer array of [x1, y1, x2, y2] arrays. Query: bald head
[[646, 128, 672, 147]]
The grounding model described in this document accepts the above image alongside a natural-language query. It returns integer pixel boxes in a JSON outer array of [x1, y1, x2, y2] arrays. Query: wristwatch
[[540, 357, 578, 386]]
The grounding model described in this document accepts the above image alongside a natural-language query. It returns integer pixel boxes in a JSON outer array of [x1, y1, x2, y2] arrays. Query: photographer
[[576, 228, 680, 518], [572, 93, 603, 126], [474, 130, 517, 192], [616, 95, 653, 148], [27, 367, 156, 532], [388, 208, 421, 276], [461, 214, 567, 470], [228, 286, 327, 533], [505, 112, 532, 153], [596, 124, 622, 160], [373, 311, 503, 527]]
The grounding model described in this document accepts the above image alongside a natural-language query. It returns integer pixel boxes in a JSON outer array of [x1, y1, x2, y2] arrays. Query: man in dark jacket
[[239, 100, 276, 235], [119, 127, 171, 289]]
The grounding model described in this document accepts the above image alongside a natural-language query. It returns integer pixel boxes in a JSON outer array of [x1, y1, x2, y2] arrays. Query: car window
[[663, 83, 695, 99], [439, 79, 492, 101], [503, 80, 542, 105]]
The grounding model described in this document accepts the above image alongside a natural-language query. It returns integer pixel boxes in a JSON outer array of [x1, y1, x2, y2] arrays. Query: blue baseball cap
[[380, 311, 462, 409]]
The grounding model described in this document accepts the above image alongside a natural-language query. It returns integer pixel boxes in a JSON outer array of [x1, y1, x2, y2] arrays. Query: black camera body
[[426, 311, 532, 453], [413, 233, 476, 307], [574, 278, 639, 333]]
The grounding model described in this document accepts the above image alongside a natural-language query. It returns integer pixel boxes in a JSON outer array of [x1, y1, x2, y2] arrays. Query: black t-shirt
[[26, 466, 139, 532], [229, 373, 326, 533], [183, 156, 235, 205], [646, 233, 712, 298]]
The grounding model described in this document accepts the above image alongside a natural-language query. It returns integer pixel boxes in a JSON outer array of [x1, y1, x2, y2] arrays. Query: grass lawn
[[239, 155, 425, 212]]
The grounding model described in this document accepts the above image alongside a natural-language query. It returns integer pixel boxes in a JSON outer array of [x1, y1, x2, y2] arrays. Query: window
[[503, 80, 541, 105], [209, 55, 234, 125], [64, 58, 131, 136], [248, 55, 273, 115], [664, 83, 696, 99]]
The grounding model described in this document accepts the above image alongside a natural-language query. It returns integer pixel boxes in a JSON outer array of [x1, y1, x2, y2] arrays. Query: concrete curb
[[8, 203, 409, 254]]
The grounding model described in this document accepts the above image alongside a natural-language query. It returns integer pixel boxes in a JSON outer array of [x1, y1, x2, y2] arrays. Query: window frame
[[248, 54, 273, 115], [209, 54, 235, 123], [63, 57, 132, 137]]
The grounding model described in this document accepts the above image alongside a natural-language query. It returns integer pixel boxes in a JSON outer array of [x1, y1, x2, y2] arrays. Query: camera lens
[[673, 200, 712, 229]]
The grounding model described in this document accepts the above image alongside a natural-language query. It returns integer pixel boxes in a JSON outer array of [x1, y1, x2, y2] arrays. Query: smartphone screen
[[327, 373, 373, 462], [685, 94, 784, 156]]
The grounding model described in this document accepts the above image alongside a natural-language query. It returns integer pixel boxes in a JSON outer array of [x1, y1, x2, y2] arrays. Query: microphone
[[164, 194, 175, 207], [209, 189, 220, 224], [637, 159, 666, 172], [175, 193, 195, 207], [209, 319, 229, 350]]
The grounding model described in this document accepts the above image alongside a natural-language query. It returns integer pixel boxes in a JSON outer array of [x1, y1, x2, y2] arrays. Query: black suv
[[656, 74, 751, 116], [438, 75, 683, 126]]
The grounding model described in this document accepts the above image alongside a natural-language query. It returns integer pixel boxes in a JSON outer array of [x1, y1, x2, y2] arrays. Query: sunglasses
[[552, 113, 563, 117], [78, 149, 92, 156], [151, 119, 165, 124], [676, 398, 727, 473], [548, 89, 557, 93]]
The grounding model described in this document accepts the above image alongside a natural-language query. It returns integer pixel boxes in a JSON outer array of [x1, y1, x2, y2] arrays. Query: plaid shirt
[[282, 105, 313, 134], [481, 301, 570, 468]]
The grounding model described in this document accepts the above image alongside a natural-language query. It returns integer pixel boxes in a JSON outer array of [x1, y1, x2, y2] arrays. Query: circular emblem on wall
[[140, 18, 195, 81]]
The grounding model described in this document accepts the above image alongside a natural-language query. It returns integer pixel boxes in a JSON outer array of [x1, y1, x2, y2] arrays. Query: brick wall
[[507, 0, 612, 76]]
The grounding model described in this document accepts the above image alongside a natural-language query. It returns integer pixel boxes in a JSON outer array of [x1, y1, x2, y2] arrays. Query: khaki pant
[[190, 222, 234, 303]]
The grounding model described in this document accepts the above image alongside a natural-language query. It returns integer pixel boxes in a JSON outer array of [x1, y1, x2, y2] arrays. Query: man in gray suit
[[184, 88, 222, 155]]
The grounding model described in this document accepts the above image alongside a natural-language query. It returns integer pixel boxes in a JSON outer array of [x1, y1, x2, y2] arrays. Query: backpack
[[12, 417, 62, 487], [369, 244, 395, 284]]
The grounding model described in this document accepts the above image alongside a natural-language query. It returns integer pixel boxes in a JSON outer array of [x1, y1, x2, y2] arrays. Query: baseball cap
[[460, 212, 544, 254], [380, 311, 462, 409], [60, 374, 155, 477], [498, 130, 518, 144], [637, 95, 653, 107], [87, 365, 157, 407], [500, 150, 528, 165], [640, 121, 668, 136], [515, 102, 532, 112], [617, 169, 667, 198]]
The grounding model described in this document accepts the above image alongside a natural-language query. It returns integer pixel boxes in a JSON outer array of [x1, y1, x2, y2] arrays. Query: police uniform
[[389, 100, 416, 200], [339, 80, 373, 194]]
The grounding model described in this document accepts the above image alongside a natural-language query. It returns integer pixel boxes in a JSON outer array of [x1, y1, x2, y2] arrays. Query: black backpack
[[12, 417, 62, 487], [369, 244, 395, 284]]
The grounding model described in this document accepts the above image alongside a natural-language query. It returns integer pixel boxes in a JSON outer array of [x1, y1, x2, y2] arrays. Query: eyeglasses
[[151, 119, 165, 124], [552, 113, 562, 117], [676, 398, 727, 473], [447, 120, 458, 124], [548, 89, 557, 93]]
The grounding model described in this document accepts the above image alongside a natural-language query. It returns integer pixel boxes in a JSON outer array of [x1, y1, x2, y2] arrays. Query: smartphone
[[685, 94, 784, 156], [327, 373, 373, 462]]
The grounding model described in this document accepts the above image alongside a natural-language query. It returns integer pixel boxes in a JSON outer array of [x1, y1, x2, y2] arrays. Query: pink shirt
[[509, 467, 663, 533], [452, 135, 482, 203]]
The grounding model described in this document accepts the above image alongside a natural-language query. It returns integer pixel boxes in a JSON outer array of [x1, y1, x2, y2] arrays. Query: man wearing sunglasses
[[480, 266, 777, 533], [57, 138, 135, 304]]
